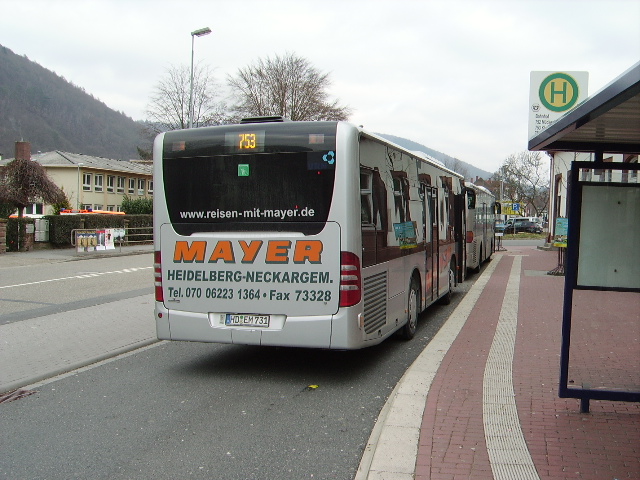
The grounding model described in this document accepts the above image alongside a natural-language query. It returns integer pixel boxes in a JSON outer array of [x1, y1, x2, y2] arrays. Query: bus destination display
[[225, 131, 265, 153]]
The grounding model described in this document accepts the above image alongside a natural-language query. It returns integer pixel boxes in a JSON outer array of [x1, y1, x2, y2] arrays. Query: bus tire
[[400, 277, 420, 340], [439, 259, 456, 305]]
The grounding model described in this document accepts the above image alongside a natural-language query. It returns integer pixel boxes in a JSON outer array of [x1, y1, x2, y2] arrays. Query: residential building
[[0, 147, 153, 215]]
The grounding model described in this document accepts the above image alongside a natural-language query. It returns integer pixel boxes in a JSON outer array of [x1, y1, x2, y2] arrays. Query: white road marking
[[0, 266, 153, 290]]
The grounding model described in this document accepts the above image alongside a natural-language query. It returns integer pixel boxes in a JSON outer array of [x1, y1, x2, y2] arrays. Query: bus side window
[[361, 196, 372, 224], [360, 170, 373, 224], [467, 190, 476, 209]]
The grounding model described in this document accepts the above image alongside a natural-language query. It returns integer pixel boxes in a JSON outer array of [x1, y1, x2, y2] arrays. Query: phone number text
[[166, 287, 333, 302]]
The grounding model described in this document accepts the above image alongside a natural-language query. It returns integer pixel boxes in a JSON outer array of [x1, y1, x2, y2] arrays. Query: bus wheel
[[439, 260, 456, 305], [400, 278, 420, 340]]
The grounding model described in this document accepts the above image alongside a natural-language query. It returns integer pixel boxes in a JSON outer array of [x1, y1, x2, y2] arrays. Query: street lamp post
[[76, 162, 84, 209], [188, 27, 211, 129]]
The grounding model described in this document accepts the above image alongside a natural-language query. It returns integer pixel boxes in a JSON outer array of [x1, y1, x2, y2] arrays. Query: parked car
[[506, 219, 543, 234]]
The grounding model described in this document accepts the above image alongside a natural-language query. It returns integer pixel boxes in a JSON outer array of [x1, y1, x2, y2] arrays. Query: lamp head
[[191, 27, 211, 37]]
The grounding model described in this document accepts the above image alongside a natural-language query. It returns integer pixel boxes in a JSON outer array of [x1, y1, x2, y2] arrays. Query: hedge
[[47, 214, 152, 247], [5, 218, 33, 252]]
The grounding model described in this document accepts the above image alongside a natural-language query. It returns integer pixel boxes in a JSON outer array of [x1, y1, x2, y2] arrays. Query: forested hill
[[0, 45, 151, 160]]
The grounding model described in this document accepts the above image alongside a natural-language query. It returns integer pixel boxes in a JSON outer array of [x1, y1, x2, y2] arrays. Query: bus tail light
[[466, 231, 474, 243], [154, 251, 164, 302], [340, 251, 362, 307]]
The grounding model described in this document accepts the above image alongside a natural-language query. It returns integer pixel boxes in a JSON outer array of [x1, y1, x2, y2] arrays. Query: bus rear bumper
[[155, 304, 387, 349], [155, 304, 338, 348]]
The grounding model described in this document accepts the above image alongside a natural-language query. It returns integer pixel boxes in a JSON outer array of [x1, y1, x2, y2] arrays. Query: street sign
[[528, 71, 588, 139], [501, 202, 521, 216]]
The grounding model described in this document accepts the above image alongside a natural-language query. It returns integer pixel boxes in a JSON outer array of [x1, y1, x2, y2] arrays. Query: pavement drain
[[0, 388, 37, 404]]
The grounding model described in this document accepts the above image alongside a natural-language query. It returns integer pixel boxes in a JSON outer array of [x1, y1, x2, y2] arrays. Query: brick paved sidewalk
[[415, 246, 640, 480]]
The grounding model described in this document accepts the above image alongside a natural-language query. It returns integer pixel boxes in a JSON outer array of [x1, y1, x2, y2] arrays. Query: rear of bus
[[153, 120, 365, 349]]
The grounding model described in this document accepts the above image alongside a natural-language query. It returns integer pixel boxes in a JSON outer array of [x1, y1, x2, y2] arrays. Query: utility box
[[34, 218, 50, 242]]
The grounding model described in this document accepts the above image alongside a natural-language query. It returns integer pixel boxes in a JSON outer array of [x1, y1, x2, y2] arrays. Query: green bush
[[51, 188, 72, 215], [0, 202, 15, 220], [124, 214, 153, 228], [47, 215, 83, 246], [6, 218, 33, 251], [82, 215, 126, 230], [123, 214, 153, 242], [121, 195, 153, 215]]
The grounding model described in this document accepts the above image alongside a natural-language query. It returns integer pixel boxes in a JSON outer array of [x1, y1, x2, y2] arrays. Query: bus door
[[481, 203, 488, 258], [424, 185, 438, 303], [455, 190, 467, 280]]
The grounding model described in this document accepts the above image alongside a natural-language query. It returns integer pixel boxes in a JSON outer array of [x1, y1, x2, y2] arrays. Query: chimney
[[15, 141, 31, 161]]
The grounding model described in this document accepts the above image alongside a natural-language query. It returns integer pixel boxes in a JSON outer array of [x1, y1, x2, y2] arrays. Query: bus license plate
[[225, 314, 270, 328]]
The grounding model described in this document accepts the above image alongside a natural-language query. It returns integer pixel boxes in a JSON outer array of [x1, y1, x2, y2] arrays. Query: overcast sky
[[1, 0, 638, 173]]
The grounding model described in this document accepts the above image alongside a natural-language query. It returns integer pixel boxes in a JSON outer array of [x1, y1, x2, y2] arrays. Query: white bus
[[153, 118, 465, 349], [464, 183, 497, 272]]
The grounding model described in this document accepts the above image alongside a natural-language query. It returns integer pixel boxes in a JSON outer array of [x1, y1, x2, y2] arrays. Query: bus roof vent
[[240, 116, 292, 124]]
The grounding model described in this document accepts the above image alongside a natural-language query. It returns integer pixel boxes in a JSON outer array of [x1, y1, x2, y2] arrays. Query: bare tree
[[494, 151, 550, 216], [145, 64, 229, 133], [0, 157, 65, 217], [228, 53, 352, 121], [443, 157, 470, 179]]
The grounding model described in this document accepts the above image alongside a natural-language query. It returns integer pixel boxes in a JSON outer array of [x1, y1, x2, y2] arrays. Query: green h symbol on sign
[[539, 73, 580, 112], [550, 80, 568, 104]]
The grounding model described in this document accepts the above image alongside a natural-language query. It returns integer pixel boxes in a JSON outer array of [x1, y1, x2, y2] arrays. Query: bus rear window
[[162, 123, 337, 235], [164, 152, 335, 234]]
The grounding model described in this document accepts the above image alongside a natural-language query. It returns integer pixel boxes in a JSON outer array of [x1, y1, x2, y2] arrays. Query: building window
[[107, 205, 115, 212], [95, 174, 104, 192], [81, 204, 92, 210], [148, 180, 154, 194], [25, 203, 44, 215], [138, 179, 145, 196], [129, 178, 136, 194], [107, 175, 115, 193], [94, 204, 103, 211], [116, 205, 124, 212], [83, 173, 92, 191], [117, 176, 125, 193]]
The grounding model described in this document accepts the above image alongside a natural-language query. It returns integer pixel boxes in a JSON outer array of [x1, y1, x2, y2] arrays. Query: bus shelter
[[529, 62, 640, 412]]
